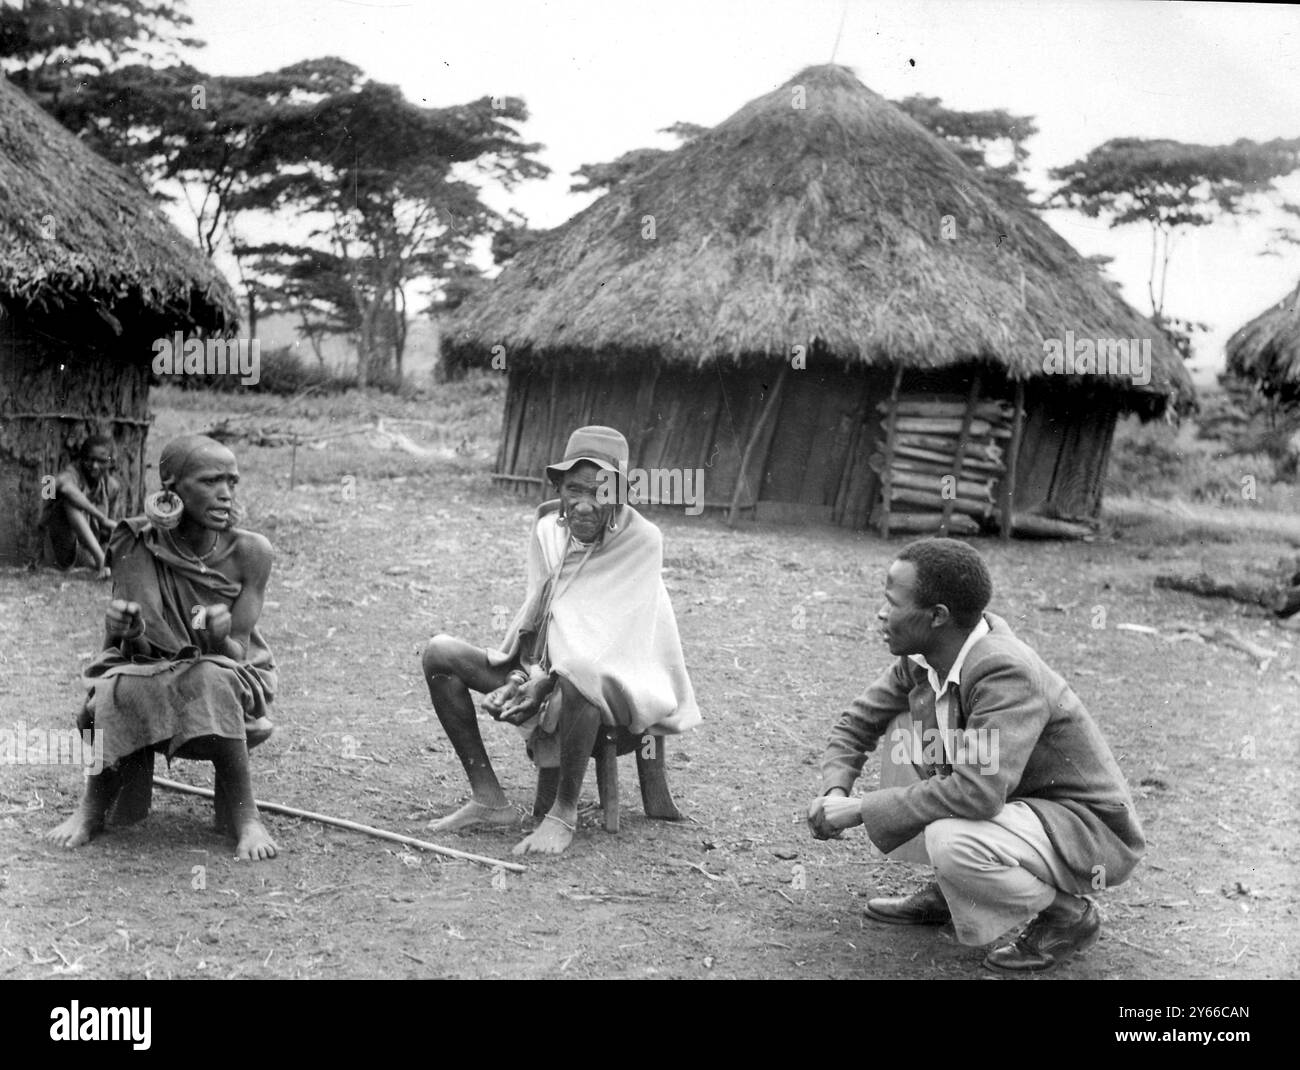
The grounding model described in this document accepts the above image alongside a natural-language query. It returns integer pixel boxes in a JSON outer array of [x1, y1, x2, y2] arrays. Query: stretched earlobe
[[144, 488, 184, 530]]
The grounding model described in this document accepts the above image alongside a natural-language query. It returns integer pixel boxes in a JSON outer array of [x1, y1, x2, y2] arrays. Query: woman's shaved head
[[159, 435, 235, 488]]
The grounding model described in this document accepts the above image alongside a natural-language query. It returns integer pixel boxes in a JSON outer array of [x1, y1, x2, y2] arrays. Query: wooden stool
[[533, 727, 682, 832]]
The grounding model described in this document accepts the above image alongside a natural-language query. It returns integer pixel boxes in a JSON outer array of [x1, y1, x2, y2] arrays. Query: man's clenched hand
[[807, 789, 863, 839]]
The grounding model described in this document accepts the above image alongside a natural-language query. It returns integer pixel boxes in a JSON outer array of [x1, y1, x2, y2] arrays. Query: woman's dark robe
[[81, 518, 276, 770]]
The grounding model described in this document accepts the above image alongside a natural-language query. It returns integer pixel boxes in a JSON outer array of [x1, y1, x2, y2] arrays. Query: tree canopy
[[1048, 137, 1300, 323]]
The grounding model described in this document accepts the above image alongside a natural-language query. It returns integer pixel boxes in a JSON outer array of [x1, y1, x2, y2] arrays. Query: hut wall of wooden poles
[[491, 358, 1126, 534], [0, 308, 154, 562], [0, 74, 237, 564]]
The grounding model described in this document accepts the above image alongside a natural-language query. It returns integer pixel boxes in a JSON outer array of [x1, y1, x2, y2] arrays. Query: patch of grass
[[1107, 414, 1300, 512], [149, 374, 507, 490], [1105, 494, 1300, 549]]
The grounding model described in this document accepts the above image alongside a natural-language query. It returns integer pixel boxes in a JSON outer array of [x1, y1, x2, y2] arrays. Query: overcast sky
[[180, 0, 1300, 384]]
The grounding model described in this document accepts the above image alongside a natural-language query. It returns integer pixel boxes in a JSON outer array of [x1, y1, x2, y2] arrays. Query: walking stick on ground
[[153, 775, 525, 873]]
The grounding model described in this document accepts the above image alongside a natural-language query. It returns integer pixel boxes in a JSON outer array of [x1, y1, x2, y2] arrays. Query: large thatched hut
[[1225, 277, 1300, 404], [0, 75, 236, 564], [445, 64, 1194, 534]]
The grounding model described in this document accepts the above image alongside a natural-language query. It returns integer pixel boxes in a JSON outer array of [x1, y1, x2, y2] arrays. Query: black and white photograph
[[1, 0, 1296, 1008]]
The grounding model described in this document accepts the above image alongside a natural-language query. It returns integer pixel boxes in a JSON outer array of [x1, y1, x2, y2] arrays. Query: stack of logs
[[870, 395, 1013, 536]]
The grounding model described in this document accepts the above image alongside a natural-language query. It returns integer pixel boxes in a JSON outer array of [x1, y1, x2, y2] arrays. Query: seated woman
[[46, 434, 279, 861], [422, 426, 701, 856]]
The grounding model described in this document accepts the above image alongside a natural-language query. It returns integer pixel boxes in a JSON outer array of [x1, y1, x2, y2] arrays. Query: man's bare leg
[[46, 767, 120, 848], [423, 636, 516, 832], [513, 679, 601, 856]]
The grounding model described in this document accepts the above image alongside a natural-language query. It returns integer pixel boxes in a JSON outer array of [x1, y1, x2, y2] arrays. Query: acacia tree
[[56, 59, 363, 252], [1047, 137, 1300, 325], [33, 56, 367, 343], [894, 96, 1038, 203], [237, 243, 359, 365], [235, 83, 548, 385], [0, 0, 198, 104], [488, 122, 706, 272]]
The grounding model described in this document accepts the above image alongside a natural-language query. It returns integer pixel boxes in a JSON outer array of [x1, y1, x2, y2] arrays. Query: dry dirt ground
[[2, 393, 1297, 980]]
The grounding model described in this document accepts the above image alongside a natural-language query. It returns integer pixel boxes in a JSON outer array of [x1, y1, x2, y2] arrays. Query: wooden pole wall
[[999, 379, 1026, 541], [878, 366, 905, 538], [938, 372, 982, 537]]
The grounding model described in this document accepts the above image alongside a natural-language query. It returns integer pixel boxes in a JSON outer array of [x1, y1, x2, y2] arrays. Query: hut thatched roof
[[1225, 277, 1300, 396], [447, 64, 1193, 411], [0, 75, 237, 330]]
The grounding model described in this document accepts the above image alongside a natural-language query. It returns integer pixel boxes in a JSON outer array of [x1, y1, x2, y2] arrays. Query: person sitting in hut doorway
[[807, 538, 1145, 973], [46, 434, 278, 861], [421, 425, 701, 856], [41, 435, 123, 580]]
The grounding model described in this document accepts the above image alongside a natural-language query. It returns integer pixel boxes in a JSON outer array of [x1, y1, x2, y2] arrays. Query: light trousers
[[877, 712, 1089, 946]]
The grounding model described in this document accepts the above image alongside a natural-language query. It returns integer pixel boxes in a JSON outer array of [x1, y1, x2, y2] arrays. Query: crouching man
[[807, 537, 1144, 973]]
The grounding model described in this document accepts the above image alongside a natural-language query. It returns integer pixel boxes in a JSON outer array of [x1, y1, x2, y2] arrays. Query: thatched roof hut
[[1225, 277, 1300, 402], [1, 74, 238, 564], [446, 64, 1195, 532]]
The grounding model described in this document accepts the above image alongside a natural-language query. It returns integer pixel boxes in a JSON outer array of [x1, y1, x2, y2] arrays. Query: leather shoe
[[865, 881, 952, 925], [983, 898, 1100, 972]]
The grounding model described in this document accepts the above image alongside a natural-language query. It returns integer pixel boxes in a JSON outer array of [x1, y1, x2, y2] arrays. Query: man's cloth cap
[[546, 426, 629, 484]]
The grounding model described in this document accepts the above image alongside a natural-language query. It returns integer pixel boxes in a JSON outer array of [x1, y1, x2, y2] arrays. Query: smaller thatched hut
[[1225, 277, 1300, 403], [0, 75, 237, 564]]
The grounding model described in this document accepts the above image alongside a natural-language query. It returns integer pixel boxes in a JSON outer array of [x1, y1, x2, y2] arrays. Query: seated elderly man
[[421, 426, 700, 856], [41, 434, 123, 580], [808, 537, 1145, 972], [47, 434, 278, 861]]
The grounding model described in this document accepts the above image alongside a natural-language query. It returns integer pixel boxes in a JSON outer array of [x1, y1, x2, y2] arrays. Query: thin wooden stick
[[999, 380, 1025, 542], [152, 776, 526, 873], [728, 363, 788, 526], [3, 411, 153, 427]]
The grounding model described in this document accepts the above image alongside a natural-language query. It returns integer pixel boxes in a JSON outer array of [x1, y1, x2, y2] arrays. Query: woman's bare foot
[[233, 819, 277, 861], [512, 813, 576, 856], [45, 811, 102, 848], [427, 798, 517, 834]]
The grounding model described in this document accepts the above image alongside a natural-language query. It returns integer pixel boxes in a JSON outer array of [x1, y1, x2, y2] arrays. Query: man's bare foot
[[233, 820, 277, 861], [45, 812, 102, 848], [511, 813, 575, 856], [427, 799, 516, 834], [95, 566, 112, 582]]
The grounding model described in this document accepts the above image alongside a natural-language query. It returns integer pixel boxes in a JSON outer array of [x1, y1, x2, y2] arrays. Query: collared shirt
[[908, 617, 990, 762]]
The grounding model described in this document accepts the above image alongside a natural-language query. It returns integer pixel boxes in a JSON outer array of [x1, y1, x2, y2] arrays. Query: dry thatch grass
[[446, 64, 1192, 414], [1226, 276, 1300, 396], [0, 75, 236, 329]]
